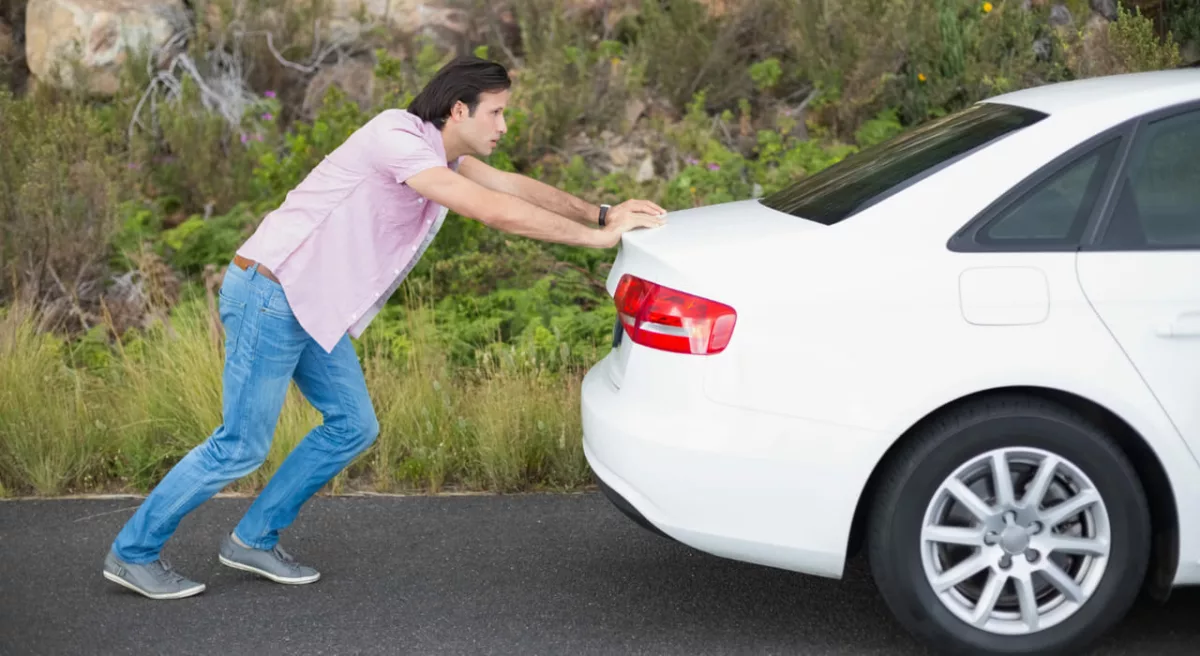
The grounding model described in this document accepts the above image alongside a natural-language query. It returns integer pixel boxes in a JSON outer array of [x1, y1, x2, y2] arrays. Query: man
[[102, 55, 666, 600]]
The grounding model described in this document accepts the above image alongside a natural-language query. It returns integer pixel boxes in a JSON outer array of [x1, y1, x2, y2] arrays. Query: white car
[[581, 68, 1200, 655]]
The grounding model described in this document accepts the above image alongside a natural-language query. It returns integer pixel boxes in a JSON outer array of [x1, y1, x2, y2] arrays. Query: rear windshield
[[759, 103, 1047, 224]]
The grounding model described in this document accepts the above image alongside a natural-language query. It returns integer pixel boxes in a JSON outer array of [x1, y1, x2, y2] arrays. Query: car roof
[[982, 68, 1200, 122]]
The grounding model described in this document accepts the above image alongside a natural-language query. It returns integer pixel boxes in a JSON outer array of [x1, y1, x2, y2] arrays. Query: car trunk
[[600, 199, 824, 389], [604, 199, 824, 296]]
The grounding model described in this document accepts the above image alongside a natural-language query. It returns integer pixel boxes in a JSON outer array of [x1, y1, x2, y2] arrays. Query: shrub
[[0, 87, 129, 329]]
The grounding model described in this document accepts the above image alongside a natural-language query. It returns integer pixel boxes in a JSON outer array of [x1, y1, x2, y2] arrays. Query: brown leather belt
[[232, 254, 279, 283]]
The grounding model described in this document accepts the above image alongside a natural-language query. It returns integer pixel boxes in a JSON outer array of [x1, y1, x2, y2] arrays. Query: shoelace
[[154, 559, 186, 583], [271, 545, 301, 571]]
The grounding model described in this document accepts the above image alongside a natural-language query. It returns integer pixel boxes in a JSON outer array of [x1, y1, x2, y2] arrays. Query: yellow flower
[[918, 73, 927, 82], [982, 1, 993, 12]]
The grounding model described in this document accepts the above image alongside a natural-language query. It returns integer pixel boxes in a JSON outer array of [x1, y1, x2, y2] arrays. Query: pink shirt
[[237, 109, 463, 353]]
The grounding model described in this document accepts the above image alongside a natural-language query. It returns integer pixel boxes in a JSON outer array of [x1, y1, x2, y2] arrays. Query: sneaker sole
[[103, 570, 206, 600], [218, 554, 321, 585]]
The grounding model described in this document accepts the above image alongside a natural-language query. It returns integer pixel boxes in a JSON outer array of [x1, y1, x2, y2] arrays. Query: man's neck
[[440, 128, 467, 163]]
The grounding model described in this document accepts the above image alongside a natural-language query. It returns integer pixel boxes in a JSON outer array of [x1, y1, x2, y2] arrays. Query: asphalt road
[[2, 493, 1199, 655]]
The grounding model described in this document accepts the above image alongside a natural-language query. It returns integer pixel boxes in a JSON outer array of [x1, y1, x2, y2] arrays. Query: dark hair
[[408, 55, 511, 129]]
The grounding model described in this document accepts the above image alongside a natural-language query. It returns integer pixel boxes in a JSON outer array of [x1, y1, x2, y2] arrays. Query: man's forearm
[[485, 191, 609, 248], [508, 173, 601, 225]]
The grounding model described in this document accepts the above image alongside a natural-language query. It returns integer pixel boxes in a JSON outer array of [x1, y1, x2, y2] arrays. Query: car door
[[1076, 103, 1200, 450]]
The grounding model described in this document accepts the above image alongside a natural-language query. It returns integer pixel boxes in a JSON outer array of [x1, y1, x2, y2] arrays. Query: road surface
[[2, 493, 1198, 655]]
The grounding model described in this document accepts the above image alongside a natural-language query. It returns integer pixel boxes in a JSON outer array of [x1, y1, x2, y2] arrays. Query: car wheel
[[866, 395, 1151, 655]]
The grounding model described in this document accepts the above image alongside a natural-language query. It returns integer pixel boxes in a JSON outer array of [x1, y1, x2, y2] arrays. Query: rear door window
[[1099, 107, 1200, 249], [759, 103, 1047, 225]]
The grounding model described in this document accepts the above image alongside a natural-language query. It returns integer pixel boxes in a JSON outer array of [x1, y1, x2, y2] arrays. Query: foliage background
[[0, 0, 1194, 497]]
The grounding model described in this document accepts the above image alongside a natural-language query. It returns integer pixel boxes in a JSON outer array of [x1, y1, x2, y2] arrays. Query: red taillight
[[612, 274, 736, 355]]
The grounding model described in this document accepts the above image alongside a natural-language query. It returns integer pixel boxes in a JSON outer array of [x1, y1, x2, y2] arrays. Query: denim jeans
[[111, 261, 380, 563]]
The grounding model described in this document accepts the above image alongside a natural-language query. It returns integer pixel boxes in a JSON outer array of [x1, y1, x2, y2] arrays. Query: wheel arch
[[845, 385, 1179, 602]]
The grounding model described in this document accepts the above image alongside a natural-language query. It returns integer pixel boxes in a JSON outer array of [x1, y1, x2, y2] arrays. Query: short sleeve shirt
[[236, 109, 462, 352]]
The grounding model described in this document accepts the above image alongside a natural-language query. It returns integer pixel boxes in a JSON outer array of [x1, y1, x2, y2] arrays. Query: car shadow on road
[[579, 516, 1200, 656]]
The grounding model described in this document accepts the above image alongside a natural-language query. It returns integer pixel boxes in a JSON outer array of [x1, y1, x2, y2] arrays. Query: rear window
[[759, 103, 1047, 224]]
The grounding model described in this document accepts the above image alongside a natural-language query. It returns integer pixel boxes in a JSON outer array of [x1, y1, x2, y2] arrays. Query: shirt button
[[351, 313, 357, 320], [412, 245, 417, 251], [394, 269, 400, 274]]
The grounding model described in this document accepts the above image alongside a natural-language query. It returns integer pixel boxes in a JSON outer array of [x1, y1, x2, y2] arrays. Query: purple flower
[[254, 133, 263, 142], [264, 90, 276, 98], [707, 162, 721, 171], [261, 112, 273, 121], [240, 133, 248, 144], [685, 156, 699, 166]]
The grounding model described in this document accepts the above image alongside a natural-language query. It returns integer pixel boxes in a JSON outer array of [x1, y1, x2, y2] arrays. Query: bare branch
[[126, 17, 356, 142]]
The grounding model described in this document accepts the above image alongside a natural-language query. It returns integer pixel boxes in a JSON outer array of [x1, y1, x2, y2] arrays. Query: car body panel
[[582, 70, 1200, 591]]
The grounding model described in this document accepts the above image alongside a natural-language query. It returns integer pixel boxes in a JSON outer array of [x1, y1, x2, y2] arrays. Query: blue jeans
[[111, 261, 380, 563]]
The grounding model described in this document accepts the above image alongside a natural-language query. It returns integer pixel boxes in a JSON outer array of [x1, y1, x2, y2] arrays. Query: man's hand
[[605, 199, 666, 226], [593, 209, 667, 249]]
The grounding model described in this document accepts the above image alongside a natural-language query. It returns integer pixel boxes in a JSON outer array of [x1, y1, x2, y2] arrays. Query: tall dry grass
[[0, 293, 591, 496]]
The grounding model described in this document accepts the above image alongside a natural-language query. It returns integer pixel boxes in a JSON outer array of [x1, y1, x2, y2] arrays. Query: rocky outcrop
[[243, 0, 506, 51], [1091, 0, 1118, 21], [0, 20, 14, 64], [301, 58, 377, 119], [24, 0, 189, 96]]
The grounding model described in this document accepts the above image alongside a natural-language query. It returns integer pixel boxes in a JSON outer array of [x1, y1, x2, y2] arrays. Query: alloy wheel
[[920, 447, 1111, 635]]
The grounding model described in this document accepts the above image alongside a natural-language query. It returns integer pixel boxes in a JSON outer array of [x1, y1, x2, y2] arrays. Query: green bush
[[0, 87, 129, 313]]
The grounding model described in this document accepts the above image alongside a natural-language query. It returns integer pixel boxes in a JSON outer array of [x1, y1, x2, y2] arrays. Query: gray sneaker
[[218, 533, 320, 585], [103, 550, 206, 600]]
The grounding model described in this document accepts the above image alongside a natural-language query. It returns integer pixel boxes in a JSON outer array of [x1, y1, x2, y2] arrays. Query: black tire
[[866, 394, 1151, 655]]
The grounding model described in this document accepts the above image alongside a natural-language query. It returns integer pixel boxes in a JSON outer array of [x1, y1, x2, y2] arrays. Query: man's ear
[[450, 100, 468, 122]]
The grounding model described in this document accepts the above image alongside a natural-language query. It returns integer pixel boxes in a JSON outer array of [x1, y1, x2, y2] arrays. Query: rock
[[1033, 36, 1053, 61], [634, 155, 655, 183], [25, 0, 189, 96], [280, 0, 509, 50], [1091, 0, 1118, 21], [623, 97, 647, 129], [609, 145, 635, 169], [561, 0, 729, 30], [1067, 13, 1119, 77], [1049, 3, 1073, 27], [0, 20, 14, 63], [1182, 40, 1200, 67], [565, 126, 667, 183], [302, 58, 377, 119]]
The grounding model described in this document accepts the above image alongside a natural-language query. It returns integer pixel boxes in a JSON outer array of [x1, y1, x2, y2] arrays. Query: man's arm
[[458, 156, 665, 226], [405, 166, 665, 249], [459, 156, 599, 224]]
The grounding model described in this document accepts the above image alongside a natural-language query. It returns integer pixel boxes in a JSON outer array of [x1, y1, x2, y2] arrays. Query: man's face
[[451, 89, 509, 156]]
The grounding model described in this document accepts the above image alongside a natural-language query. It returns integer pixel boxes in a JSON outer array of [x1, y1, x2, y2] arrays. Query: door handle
[[1156, 311, 1200, 338]]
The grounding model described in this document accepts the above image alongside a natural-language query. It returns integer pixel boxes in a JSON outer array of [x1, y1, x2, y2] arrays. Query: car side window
[[978, 138, 1120, 245], [1099, 109, 1200, 249]]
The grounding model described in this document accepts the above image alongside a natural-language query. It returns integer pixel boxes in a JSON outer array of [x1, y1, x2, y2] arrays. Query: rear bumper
[[581, 352, 895, 579], [591, 469, 674, 541]]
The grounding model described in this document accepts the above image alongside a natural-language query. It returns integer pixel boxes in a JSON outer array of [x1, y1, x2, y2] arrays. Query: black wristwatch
[[598, 204, 611, 227]]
